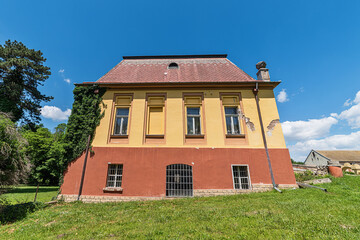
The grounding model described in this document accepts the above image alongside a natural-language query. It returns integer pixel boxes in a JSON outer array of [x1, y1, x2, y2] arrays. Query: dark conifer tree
[[0, 40, 53, 128]]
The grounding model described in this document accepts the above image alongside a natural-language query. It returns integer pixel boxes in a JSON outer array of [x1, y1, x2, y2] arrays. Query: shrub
[[295, 170, 331, 182]]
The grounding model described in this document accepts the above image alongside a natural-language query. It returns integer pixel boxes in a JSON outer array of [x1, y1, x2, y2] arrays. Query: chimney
[[256, 61, 270, 81]]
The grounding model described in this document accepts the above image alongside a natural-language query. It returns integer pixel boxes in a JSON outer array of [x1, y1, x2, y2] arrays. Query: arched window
[[166, 164, 193, 197], [168, 62, 179, 69]]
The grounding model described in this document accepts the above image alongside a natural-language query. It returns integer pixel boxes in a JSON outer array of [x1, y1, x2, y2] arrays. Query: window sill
[[103, 187, 123, 192], [185, 134, 205, 139], [226, 134, 245, 138], [145, 134, 164, 139], [110, 134, 128, 138]]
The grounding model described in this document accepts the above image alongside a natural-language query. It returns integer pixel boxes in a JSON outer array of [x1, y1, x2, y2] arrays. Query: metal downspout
[[253, 82, 282, 193], [77, 134, 92, 201]]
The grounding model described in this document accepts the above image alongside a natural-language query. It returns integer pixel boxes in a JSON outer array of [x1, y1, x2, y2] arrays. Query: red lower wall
[[61, 147, 296, 197]]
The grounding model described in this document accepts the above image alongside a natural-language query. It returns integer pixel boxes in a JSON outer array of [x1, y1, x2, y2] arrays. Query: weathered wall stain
[[238, 110, 255, 131], [266, 119, 280, 136]]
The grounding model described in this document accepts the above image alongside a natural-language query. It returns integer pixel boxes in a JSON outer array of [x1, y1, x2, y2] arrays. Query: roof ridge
[[123, 54, 227, 60]]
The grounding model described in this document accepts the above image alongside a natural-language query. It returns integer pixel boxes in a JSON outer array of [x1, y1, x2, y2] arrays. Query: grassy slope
[[1, 176, 360, 239], [1, 186, 59, 204]]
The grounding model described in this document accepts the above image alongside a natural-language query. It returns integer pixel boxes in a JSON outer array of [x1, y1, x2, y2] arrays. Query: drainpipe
[[77, 134, 91, 200], [253, 81, 281, 193]]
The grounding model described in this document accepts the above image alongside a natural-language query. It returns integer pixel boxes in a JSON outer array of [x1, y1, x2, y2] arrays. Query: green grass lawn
[[1, 186, 59, 205], [1, 176, 360, 239]]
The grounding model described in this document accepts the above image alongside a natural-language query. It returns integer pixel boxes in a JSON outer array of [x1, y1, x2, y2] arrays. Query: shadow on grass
[[0, 202, 46, 224], [7, 187, 59, 194]]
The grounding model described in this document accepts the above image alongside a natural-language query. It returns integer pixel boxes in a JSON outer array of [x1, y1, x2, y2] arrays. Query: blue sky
[[1, 0, 360, 161]]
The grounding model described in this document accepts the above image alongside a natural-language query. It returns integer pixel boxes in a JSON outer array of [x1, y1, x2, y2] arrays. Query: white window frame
[[225, 107, 241, 135], [231, 164, 252, 190], [106, 164, 123, 188], [114, 108, 129, 135], [187, 107, 201, 135]]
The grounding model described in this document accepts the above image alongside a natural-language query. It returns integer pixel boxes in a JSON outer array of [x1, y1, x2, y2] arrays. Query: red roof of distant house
[[96, 54, 258, 84]]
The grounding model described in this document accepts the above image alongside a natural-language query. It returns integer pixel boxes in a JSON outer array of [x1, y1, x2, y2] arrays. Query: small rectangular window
[[106, 164, 123, 188], [225, 107, 240, 135], [187, 107, 201, 135], [112, 95, 132, 138], [232, 166, 250, 189], [114, 108, 129, 135], [184, 95, 203, 138]]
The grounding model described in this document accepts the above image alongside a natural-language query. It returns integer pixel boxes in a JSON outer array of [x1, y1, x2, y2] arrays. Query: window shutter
[[148, 107, 164, 134]]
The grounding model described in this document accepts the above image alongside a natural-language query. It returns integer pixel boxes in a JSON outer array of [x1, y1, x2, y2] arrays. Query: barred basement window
[[106, 164, 123, 188], [232, 165, 250, 189], [166, 164, 193, 197]]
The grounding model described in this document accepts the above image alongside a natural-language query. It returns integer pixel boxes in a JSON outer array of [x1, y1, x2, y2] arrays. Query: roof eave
[[75, 81, 281, 89]]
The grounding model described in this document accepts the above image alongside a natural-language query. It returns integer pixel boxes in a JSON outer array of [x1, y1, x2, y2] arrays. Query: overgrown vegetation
[[64, 85, 106, 165], [1, 176, 359, 239], [295, 170, 331, 182], [0, 113, 30, 187]]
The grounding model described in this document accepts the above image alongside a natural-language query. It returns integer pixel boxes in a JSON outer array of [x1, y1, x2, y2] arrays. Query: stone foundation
[[58, 184, 297, 203]]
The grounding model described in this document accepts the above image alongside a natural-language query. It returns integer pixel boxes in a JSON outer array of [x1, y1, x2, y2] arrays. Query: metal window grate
[[106, 164, 123, 188], [166, 164, 193, 197], [232, 166, 250, 189]]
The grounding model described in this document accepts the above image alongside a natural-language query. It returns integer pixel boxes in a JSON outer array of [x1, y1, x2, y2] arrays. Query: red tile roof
[[96, 55, 258, 84]]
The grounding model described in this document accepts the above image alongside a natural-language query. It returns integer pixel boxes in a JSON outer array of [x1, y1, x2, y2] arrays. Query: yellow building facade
[[60, 55, 296, 202], [93, 89, 286, 149]]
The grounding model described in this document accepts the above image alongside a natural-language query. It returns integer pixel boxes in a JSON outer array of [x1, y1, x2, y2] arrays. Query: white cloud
[[354, 91, 360, 104], [41, 106, 71, 121], [288, 131, 360, 162], [282, 117, 338, 141], [337, 104, 360, 128], [344, 99, 352, 107], [284, 90, 360, 162], [276, 89, 289, 103], [334, 91, 360, 128], [58, 69, 71, 84]]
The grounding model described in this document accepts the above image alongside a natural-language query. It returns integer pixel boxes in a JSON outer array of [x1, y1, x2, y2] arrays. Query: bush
[[0, 113, 30, 187], [295, 170, 331, 182]]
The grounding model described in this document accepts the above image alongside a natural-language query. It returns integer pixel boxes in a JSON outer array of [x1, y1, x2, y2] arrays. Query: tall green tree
[[0, 112, 30, 187], [0, 40, 53, 127], [22, 124, 67, 185]]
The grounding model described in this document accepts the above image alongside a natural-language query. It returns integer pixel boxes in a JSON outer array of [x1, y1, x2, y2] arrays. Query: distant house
[[60, 54, 297, 202], [304, 150, 360, 166]]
